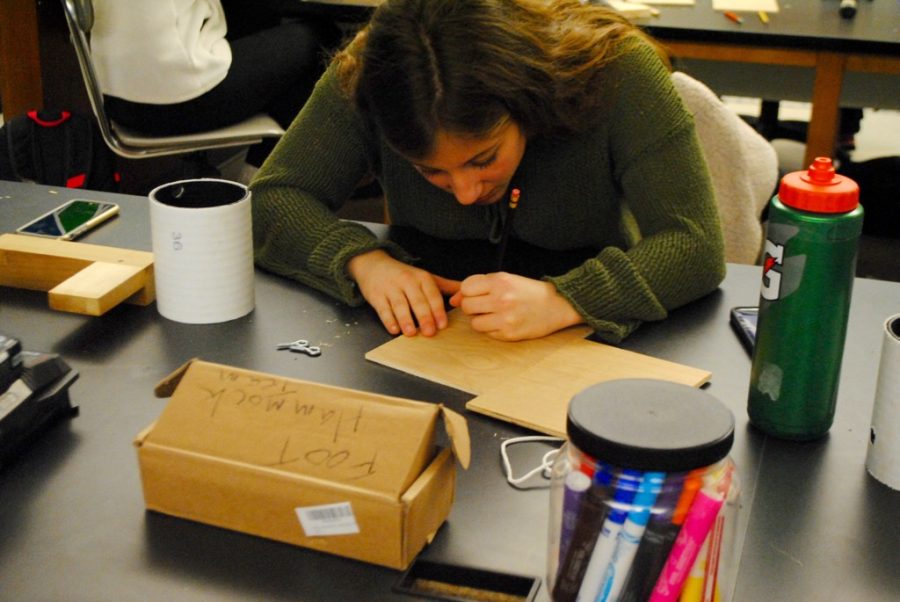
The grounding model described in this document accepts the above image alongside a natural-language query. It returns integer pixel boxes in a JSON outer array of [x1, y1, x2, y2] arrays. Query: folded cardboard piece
[[367, 311, 711, 437], [135, 359, 470, 569]]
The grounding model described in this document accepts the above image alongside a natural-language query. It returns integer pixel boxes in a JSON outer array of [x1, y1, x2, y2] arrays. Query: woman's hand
[[348, 250, 458, 337], [447, 272, 583, 341]]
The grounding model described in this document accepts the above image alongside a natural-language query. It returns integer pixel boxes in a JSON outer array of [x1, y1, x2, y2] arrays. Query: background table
[[1, 181, 899, 601], [644, 0, 900, 167]]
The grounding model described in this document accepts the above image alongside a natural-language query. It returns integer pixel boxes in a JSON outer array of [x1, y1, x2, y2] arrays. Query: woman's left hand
[[446, 272, 583, 341]]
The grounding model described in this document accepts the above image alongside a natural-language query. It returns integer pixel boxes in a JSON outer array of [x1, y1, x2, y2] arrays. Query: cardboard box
[[135, 359, 470, 569]]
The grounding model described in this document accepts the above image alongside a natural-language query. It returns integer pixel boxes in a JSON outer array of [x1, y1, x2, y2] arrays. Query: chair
[[60, 0, 285, 164], [672, 72, 779, 265]]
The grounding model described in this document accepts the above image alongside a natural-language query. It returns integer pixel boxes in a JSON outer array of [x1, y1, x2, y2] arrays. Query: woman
[[251, 0, 725, 343]]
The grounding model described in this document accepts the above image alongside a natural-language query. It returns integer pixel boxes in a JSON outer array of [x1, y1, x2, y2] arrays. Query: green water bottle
[[748, 157, 864, 440]]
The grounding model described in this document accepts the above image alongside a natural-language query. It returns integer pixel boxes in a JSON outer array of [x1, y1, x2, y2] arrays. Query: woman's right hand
[[347, 249, 458, 337]]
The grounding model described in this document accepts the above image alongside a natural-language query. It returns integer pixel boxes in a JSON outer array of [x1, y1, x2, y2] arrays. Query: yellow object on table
[[0, 233, 154, 315]]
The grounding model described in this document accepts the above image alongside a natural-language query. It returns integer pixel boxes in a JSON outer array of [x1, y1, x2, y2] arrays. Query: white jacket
[[91, 0, 231, 104]]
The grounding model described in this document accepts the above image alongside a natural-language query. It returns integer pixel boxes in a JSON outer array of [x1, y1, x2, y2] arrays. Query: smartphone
[[730, 306, 758, 354], [15, 199, 119, 241]]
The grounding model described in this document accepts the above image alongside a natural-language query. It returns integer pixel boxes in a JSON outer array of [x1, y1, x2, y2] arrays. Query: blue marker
[[575, 469, 642, 602], [596, 472, 665, 602]]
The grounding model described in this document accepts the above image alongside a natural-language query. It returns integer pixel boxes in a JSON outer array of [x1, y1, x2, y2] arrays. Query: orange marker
[[508, 187, 521, 210], [724, 11, 743, 25]]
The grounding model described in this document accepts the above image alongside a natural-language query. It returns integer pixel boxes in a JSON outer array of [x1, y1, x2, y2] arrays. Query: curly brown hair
[[334, 0, 665, 158]]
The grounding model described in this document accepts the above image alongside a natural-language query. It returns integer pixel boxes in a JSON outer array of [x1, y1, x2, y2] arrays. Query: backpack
[[838, 155, 900, 239], [0, 109, 119, 192]]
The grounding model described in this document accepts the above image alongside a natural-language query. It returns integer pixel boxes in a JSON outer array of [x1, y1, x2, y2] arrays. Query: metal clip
[[276, 339, 321, 357]]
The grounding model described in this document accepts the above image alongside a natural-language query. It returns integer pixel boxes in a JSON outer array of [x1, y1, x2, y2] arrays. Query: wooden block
[[49, 261, 148, 316], [0, 233, 155, 314], [366, 310, 711, 436]]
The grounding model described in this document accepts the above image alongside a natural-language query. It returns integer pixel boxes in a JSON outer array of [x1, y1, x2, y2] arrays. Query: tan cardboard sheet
[[366, 311, 711, 437], [149, 360, 442, 497]]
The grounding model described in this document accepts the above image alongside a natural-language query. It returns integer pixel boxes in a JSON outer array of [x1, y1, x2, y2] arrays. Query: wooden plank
[[0, 0, 43, 119], [845, 53, 900, 75], [661, 41, 818, 68], [0, 233, 153, 267], [366, 310, 711, 436], [805, 51, 846, 167], [0, 233, 155, 312], [49, 262, 148, 316]]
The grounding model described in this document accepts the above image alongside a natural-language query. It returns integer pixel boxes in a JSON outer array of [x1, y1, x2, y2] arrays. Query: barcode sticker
[[295, 502, 360, 537]]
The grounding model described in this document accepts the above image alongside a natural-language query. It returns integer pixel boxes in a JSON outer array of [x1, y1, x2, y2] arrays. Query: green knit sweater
[[250, 40, 725, 343]]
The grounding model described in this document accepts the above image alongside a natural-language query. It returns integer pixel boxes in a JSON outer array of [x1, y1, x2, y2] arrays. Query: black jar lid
[[567, 379, 734, 472]]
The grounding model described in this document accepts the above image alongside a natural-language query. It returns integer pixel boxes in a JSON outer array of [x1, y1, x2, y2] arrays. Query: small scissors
[[276, 339, 322, 357]]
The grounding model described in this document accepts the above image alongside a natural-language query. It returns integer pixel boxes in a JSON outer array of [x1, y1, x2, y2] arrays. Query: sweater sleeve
[[250, 66, 411, 305], [546, 42, 726, 343]]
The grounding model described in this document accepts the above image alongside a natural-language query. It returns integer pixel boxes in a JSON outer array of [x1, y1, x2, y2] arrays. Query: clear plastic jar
[[548, 379, 740, 602]]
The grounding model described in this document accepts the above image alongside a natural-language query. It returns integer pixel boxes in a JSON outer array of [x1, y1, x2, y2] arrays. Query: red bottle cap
[[778, 157, 859, 213]]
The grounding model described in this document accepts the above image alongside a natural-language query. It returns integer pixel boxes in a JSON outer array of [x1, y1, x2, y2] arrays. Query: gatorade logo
[[761, 239, 784, 301]]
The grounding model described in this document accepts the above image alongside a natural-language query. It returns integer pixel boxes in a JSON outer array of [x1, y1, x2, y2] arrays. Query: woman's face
[[409, 119, 527, 206]]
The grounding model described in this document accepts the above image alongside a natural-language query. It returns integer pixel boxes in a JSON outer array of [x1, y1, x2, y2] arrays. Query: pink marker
[[648, 488, 725, 602]]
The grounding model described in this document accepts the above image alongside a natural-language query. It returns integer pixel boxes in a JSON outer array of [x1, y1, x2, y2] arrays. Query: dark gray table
[[1, 181, 898, 601]]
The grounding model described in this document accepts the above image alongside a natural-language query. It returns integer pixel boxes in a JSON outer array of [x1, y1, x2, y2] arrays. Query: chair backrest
[[672, 72, 779, 265], [60, 0, 284, 160]]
